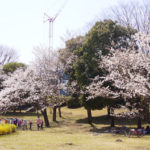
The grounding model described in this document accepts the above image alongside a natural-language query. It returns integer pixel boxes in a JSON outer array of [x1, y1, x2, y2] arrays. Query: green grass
[[0, 107, 150, 150]]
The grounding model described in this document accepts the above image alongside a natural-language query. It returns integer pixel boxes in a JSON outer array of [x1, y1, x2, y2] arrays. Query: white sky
[[0, 0, 132, 64]]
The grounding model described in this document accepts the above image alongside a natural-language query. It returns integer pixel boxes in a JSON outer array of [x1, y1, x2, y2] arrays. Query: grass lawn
[[0, 107, 150, 150]]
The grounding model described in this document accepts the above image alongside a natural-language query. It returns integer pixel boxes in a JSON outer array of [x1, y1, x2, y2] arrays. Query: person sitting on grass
[[137, 128, 143, 136], [146, 126, 150, 134]]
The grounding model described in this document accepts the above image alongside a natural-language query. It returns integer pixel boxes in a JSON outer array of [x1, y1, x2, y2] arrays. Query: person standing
[[24, 119, 27, 130], [21, 119, 25, 130], [5, 118, 8, 124], [37, 117, 41, 130], [40, 119, 43, 130], [29, 120, 32, 130]]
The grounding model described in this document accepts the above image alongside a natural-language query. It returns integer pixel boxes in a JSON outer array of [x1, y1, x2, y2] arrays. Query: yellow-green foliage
[[0, 124, 16, 135]]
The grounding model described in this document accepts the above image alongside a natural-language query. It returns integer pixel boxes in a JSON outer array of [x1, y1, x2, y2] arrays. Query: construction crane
[[43, 0, 68, 51]]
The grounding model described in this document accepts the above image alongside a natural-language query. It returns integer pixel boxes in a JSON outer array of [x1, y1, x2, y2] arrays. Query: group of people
[[0, 117, 44, 130], [128, 126, 150, 136]]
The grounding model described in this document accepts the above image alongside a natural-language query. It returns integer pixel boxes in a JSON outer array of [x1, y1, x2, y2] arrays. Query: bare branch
[[108, 0, 150, 34], [0, 45, 18, 65]]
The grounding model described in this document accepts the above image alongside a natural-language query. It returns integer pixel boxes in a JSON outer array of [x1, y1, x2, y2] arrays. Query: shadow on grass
[[76, 115, 147, 126], [89, 124, 113, 133], [89, 124, 126, 133]]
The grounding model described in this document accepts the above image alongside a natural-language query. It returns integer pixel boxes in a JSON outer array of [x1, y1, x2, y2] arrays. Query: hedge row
[[0, 124, 16, 135]]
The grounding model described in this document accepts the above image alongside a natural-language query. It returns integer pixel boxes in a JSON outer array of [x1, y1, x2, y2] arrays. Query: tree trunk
[[137, 117, 142, 128], [41, 108, 50, 127], [110, 116, 115, 127], [87, 108, 92, 124], [58, 107, 62, 118], [107, 106, 111, 117], [53, 106, 57, 121], [143, 104, 149, 122], [110, 108, 115, 127]]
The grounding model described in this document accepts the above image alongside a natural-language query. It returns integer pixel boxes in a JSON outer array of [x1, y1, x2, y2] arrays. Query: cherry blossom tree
[[33, 46, 67, 122], [62, 30, 150, 126], [86, 48, 150, 127], [133, 32, 150, 55], [0, 68, 44, 113], [62, 20, 136, 124], [0, 63, 66, 126], [0, 45, 67, 127], [85, 32, 150, 126]]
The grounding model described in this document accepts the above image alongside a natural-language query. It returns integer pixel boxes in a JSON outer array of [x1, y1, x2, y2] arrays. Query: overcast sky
[[0, 0, 134, 64]]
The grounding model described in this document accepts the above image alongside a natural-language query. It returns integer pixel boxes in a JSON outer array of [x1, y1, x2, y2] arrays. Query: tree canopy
[[73, 20, 136, 87], [3, 62, 26, 73]]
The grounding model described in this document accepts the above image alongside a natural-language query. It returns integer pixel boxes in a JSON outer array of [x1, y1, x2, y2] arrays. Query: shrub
[[67, 95, 82, 108], [0, 124, 16, 135], [3, 62, 26, 73]]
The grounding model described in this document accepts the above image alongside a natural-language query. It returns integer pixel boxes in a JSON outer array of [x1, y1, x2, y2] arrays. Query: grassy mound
[[0, 124, 16, 135]]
